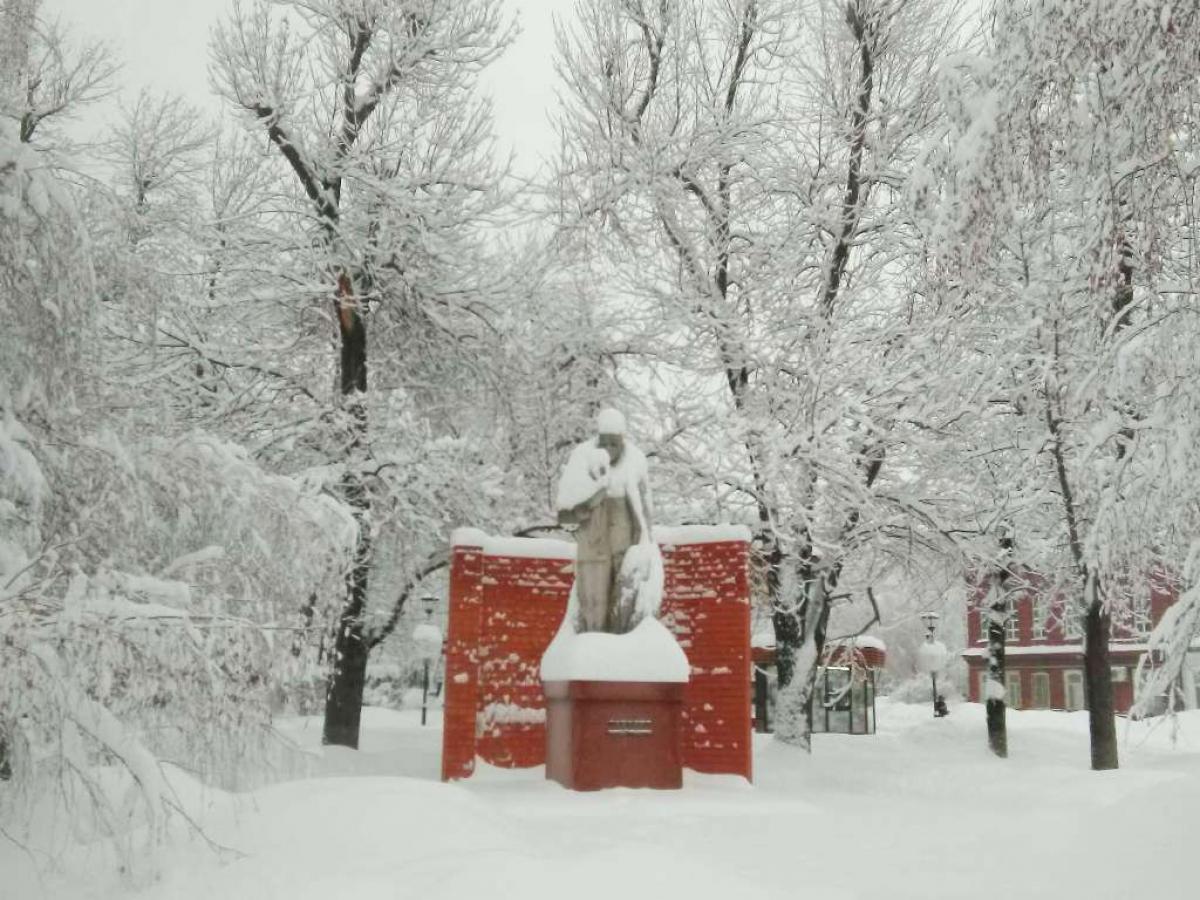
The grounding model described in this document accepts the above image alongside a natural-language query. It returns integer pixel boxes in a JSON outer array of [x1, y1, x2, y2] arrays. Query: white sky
[[43, 0, 566, 177]]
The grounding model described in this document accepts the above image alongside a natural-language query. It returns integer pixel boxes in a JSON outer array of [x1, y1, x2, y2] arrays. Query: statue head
[[596, 407, 626, 465]]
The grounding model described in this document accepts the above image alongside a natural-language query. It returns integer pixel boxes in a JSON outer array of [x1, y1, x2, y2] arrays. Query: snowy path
[[4, 702, 1197, 900]]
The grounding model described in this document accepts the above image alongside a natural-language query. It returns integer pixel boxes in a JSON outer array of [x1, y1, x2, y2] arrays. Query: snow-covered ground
[[5, 700, 1198, 900]]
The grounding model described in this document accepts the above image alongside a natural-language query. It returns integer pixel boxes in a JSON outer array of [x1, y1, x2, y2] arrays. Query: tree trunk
[[774, 566, 834, 750], [1083, 584, 1118, 770], [322, 541, 370, 748], [985, 603, 1008, 758], [322, 274, 372, 748], [767, 540, 801, 689]]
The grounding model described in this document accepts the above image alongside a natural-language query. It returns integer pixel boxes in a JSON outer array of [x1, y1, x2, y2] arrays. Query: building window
[[1064, 670, 1085, 711], [1031, 594, 1049, 640], [980, 595, 1019, 643], [1006, 671, 1022, 709], [1032, 672, 1051, 708]]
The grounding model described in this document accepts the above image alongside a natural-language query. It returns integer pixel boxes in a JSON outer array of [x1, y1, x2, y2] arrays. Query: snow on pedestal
[[541, 595, 690, 790], [540, 617, 689, 683]]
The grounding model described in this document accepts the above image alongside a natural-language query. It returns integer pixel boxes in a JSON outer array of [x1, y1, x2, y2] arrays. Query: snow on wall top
[[450, 527, 490, 547], [653, 524, 752, 545], [450, 528, 574, 559], [483, 536, 576, 559], [451, 524, 752, 558]]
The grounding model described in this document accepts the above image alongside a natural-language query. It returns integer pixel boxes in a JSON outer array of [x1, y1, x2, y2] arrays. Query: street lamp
[[917, 611, 949, 718], [412, 595, 442, 726]]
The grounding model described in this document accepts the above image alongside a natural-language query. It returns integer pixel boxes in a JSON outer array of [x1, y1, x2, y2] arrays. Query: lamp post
[[917, 611, 949, 718], [412, 595, 442, 726]]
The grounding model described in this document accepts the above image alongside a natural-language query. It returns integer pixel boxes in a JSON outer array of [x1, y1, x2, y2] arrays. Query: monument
[[540, 409, 690, 790]]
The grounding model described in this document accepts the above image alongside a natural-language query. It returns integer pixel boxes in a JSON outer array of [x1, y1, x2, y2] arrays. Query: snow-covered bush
[[0, 112, 354, 864], [886, 674, 961, 705]]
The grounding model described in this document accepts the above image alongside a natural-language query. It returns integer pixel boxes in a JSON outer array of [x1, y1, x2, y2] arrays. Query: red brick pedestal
[[544, 680, 685, 791]]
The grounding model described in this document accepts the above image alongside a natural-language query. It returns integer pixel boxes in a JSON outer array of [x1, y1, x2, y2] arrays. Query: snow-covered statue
[[555, 408, 662, 634]]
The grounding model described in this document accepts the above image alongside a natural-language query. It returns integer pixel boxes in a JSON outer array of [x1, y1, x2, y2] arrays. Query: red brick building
[[962, 571, 1179, 713]]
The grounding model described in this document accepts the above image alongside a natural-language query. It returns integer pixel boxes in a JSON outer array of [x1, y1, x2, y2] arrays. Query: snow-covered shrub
[[0, 115, 354, 865], [886, 674, 960, 705], [0, 413, 354, 825]]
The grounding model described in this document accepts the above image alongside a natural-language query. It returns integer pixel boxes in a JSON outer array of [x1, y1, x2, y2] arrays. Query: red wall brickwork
[[442, 544, 484, 781], [475, 553, 574, 768], [659, 539, 752, 779], [441, 532, 752, 782]]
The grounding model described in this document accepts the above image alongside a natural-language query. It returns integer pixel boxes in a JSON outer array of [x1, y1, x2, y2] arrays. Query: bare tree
[[212, 0, 511, 747], [554, 0, 968, 749], [0, 0, 117, 145], [923, 0, 1200, 769]]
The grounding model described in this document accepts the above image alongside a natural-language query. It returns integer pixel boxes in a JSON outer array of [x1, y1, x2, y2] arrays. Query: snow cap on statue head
[[596, 407, 626, 435]]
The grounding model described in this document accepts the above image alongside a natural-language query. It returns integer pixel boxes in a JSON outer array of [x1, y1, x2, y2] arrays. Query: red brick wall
[[442, 545, 484, 781], [659, 540, 752, 779], [441, 535, 752, 782], [475, 553, 574, 769]]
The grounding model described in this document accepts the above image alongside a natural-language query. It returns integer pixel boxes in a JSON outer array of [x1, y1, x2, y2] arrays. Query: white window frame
[[1032, 671, 1051, 708], [1064, 670, 1085, 711], [1006, 671, 1022, 709], [1005, 610, 1020, 643], [1031, 594, 1049, 640], [981, 595, 1020, 643]]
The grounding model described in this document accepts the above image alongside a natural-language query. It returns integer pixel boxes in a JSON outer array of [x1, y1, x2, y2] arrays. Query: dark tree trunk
[[987, 531, 1015, 758], [801, 563, 835, 738], [322, 541, 370, 748], [1083, 587, 1118, 770], [322, 275, 372, 749], [986, 606, 1008, 759], [767, 540, 801, 689], [1076, 234, 1129, 770]]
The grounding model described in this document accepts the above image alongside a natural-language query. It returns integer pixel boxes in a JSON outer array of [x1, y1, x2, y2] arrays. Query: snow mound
[[541, 616, 689, 683]]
